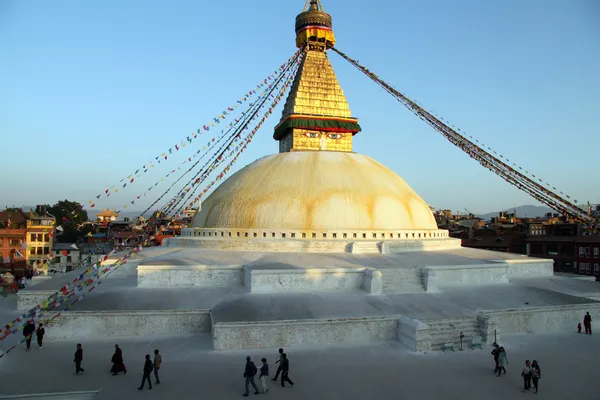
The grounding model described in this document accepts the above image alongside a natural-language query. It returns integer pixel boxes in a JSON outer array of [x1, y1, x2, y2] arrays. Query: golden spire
[[295, 0, 335, 49], [273, 1, 361, 153]]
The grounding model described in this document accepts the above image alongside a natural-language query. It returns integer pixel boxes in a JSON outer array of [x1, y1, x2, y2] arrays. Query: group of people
[[22, 320, 45, 350], [243, 348, 294, 397], [70, 343, 162, 391], [577, 312, 593, 335], [491, 343, 541, 394]]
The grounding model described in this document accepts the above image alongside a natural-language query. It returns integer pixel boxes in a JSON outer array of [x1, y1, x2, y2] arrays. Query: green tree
[[47, 200, 89, 243]]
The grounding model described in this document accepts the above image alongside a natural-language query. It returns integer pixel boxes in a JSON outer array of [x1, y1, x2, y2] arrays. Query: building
[[575, 236, 600, 277], [455, 227, 527, 254], [96, 209, 119, 225], [0, 210, 28, 277], [25, 205, 56, 274], [51, 243, 81, 273]]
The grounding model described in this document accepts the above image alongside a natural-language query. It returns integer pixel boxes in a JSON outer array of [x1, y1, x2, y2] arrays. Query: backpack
[[251, 362, 258, 376]]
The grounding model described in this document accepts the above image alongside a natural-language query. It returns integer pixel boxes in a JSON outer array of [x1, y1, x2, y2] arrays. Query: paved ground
[[0, 332, 598, 399]]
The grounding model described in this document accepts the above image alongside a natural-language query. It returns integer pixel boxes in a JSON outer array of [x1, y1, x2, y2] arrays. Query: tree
[[46, 200, 89, 243]]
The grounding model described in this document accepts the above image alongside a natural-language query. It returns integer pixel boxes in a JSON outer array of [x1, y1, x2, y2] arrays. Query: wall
[[480, 304, 600, 334], [137, 265, 243, 287], [46, 310, 211, 339], [423, 264, 509, 291], [244, 266, 365, 293], [422, 259, 554, 291], [504, 259, 554, 278], [212, 315, 400, 351], [17, 290, 57, 311]]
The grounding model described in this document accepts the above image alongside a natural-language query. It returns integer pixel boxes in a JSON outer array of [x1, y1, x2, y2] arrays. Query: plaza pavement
[[0, 332, 598, 399]]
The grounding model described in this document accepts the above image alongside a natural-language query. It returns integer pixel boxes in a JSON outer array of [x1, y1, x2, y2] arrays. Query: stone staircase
[[423, 317, 483, 351], [381, 267, 425, 294]]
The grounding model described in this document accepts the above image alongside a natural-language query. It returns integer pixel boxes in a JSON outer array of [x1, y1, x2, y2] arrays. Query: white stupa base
[[171, 228, 456, 253], [12, 246, 600, 353], [135, 247, 554, 295]]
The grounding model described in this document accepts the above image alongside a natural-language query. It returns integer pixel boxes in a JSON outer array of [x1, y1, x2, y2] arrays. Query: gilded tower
[[273, 0, 362, 153]]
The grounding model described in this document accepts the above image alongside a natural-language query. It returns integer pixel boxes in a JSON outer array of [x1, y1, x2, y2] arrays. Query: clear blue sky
[[1, 0, 598, 215]]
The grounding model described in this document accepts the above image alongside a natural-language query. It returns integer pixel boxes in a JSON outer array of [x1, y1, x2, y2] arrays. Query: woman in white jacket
[[496, 347, 508, 376]]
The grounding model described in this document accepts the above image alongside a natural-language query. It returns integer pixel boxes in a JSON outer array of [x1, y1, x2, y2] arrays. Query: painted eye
[[327, 133, 342, 139], [303, 132, 320, 138]]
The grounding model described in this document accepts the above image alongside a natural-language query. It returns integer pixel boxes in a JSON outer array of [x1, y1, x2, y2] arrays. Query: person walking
[[259, 358, 269, 393], [153, 349, 162, 385], [280, 353, 294, 388], [491, 343, 500, 374], [584, 312, 592, 335], [531, 360, 541, 394], [521, 360, 532, 392], [497, 347, 508, 376], [74, 343, 84, 375], [36, 323, 45, 349], [272, 348, 284, 381], [138, 354, 153, 391], [243, 356, 260, 397], [23, 320, 35, 351], [110, 344, 127, 375]]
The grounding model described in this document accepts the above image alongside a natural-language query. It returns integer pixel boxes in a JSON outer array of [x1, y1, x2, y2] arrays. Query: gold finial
[[295, 0, 334, 48], [303, 0, 324, 12]]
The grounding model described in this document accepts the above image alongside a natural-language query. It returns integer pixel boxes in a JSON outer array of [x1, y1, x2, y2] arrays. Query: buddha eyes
[[301, 132, 343, 139], [304, 132, 320, 138]]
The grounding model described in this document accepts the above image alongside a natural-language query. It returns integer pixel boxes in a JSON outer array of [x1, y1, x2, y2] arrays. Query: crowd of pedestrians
[[243, 348, 294, 396], [491, 343, 542, 394]]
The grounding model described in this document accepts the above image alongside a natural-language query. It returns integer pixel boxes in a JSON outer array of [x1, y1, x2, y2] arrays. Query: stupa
[[177, 0, 454, 253], [17, 0, 588, 356]]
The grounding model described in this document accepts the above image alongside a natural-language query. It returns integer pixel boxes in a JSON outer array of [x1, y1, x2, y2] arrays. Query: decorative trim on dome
[[295, 25, 336, 48], [273, 115, 361, 140]]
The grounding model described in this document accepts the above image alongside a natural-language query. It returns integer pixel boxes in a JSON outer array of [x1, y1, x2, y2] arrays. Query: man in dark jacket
[[584, 312, 592, 335], [74, 343, 84, 374], [36, 323, 45, 349], [280, 353, 294, 388], [23, 320, 35, 351], [243, 356, 260, 397], [138, 354, 153, 390]]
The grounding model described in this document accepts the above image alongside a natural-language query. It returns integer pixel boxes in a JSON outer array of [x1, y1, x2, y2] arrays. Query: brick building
[[0, 211, 28, 276], [575, 236, 600, 276]]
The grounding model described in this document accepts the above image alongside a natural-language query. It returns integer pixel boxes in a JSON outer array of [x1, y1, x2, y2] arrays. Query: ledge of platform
[[422, 257, 554, 291], [212, 315, 400, 351], [479, 303, 600, 334], [168, 228, 457, 254], [45, 309, 211, 339], [137, 264, 242, 287], [244, 266, 381, 294]]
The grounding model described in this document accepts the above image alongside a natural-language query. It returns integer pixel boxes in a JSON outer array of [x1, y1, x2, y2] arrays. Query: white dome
[[193, 151, 437, 231]]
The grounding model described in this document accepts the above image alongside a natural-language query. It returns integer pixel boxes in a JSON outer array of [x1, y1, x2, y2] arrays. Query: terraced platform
[[6, 246, 600, 353]]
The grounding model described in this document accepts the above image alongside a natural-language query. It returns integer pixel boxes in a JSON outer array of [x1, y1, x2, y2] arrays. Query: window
[[585, 247, 591, 257], [9, 239, 20, 246], [36, 247, 42, 255], [30, 234, 36, 242], [594, 247, 599, 258], [594, 263, 599, 272], [43, 247, 49, 255], [44, 234, 49, 242]]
